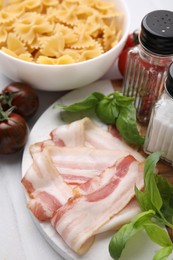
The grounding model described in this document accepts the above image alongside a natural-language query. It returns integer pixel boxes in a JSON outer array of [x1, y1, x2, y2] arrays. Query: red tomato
[[1, 82, 39, 118], [124, 30, 139, 49], [118, 48, 129, 77], [118, 30, 139, 76], [0, 111, 29, 154]]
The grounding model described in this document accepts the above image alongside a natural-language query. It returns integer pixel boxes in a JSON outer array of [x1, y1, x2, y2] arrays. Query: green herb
[[109, 210, 155, 260], [153, 246, 173, 260], [116, 104, 144, 146], [56, 91, 144, 146], [109, 152, 173, 260], [59, 92, 104, 112], [95, 97, 119, 124], [156, 175, 173, 225], [136, 152, 173, 229]]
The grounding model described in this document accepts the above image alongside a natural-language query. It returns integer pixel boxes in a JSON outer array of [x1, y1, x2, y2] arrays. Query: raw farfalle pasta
[[40, 32, 65, 57], [14, 12, 53, 45], [0, 0, 123, 64], [0, 25, 8, 44]]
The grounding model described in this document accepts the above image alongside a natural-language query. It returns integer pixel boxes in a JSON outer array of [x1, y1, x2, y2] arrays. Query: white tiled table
[[0, 1, 173, 260]]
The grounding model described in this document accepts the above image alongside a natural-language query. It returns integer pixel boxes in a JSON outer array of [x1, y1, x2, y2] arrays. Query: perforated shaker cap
[[166, 63, 173, 97], [140, 10, 173, 55]]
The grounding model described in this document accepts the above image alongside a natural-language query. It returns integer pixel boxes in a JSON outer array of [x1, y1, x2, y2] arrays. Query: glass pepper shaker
[[122, 10, 173, 124], [144, 62, 173, 164]]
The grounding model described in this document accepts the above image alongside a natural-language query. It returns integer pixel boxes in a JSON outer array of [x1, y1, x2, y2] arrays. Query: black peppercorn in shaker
[[122, 10, 173, 124]]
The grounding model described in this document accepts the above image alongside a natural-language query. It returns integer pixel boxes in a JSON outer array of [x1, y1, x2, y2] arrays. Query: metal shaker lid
[[140, 10, 173, 55]]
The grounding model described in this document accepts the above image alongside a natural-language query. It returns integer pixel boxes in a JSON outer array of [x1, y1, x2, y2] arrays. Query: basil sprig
[[109, 152, 173, 260], [109, 210, 155, 260], [135, 152, 173, 229], [57, 91, 144, 146]]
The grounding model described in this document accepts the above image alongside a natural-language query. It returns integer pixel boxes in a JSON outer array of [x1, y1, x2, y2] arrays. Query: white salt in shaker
[[144, 62, 173, 164]]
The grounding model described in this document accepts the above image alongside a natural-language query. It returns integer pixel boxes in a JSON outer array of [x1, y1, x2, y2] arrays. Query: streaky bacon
[[51, 117, 144, 162], [51, 156, 144, 254], [97, 198, 141, 234], [77, 155, 136, 195], [22, 117, 145, 252], [22, 149, 73, 221], [45, 146, 129, 185]]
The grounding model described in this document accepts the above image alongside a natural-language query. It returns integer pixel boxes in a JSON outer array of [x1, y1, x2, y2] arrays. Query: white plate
[[22, 79, 173, 260]]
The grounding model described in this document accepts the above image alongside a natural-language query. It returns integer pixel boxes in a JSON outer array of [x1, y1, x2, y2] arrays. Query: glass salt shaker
[[144, 62, 173, 164], [122, 10, 173, 124]]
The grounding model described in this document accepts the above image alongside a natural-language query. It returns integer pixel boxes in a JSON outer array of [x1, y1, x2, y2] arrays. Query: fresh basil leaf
[[109, 222, 138, 260], [95, 98, 119, 124], [135, 186, 155, 212], [115, 104, 144, 146], [133, 210, 155, 228], [109, 210, 155, 260], [153, 246, 173, 260], [92, 92, 105, 101], [56, 92, 105, 112], [144, 152, 163, 211], [156, 175, 173, 225], [144, 151, 161, 187], [148, 174, 163, 211], [113, 91, 134, 107], [144, 223, 173, 247]]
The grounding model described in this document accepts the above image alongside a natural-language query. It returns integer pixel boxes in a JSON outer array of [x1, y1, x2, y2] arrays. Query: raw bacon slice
[[45, 146, 129, 185], [97, 198, 140, 234], [51, 117, 144, 162], [21, 149, 74, 221], [51, 155, 144, 255]]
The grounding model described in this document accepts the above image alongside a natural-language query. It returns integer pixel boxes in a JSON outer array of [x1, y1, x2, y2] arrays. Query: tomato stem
[[0, 105, 15, 122], [0, 91, 20, 106]]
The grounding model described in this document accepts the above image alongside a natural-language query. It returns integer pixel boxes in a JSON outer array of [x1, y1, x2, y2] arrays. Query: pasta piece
[[63, 48, 81, 62], [111, 29, 121, 48], [76, 4, 97, 21], [79, 41, 103, 61], [22, 0, 43, 13], [40, 32, 65, 57], [72, 24, 97, 49], [37, 56, 57, 64], [0, 25, 8, 43], [46, 7, 59, 24], [55, 4, 79, 26], [18, 52, 33, 62], [38, 35, 51, 48], [82, 14, 103, 37], [6, 0, 23, 4], [0, 0, 122, 64], [93, 0, 117, 18], [0, 3, 24, 24], [1, 46, 33, 62], [1, 46, 19, 58], [37, 54, 75, 64], [6, 33, 27, 55], [14, 12, 53, 44], [103, 23, 118, 51], [0, 0, 3, 10], [54, 23, 78, 46], [42, 0, 59, 8], [56, 55, 75, 64]]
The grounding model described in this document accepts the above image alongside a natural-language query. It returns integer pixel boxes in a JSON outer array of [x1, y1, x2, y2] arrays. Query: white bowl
[[0, 0, 130, 91]]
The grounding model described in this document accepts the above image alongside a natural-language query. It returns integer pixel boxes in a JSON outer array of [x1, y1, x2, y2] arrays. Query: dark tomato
[[118, 30, 139, 76], [2, 82, 39, 117], [0, 112, 29, 154]]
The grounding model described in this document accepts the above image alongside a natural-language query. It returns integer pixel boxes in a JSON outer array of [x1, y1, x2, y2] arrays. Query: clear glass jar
[[122, 10, 173, 124], [144, 62, 173, 164]]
